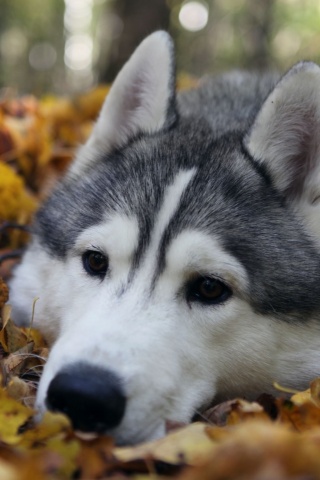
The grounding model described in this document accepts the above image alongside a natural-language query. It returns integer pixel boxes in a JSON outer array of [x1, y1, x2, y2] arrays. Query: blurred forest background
[[0, 0, 319, 95]]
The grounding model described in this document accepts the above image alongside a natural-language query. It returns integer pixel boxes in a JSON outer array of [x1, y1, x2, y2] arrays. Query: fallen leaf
[[226, 399, 271, 426], [277, 398, 320, 432], [186, 421, 320, 480], [5, 376, 36, 405], [310, 377, 320, 407], [115, 422, 214, 466], [291, 387, 312, 406], [20, 411, 72, 448], [0, 277, 9, 308], [76, 436, 114, 478], [0, 388, 33, 444], [0, 318, 29, 353]]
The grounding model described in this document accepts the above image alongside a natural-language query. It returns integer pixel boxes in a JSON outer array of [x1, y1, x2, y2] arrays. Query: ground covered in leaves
[[1, 82, 320, 479]]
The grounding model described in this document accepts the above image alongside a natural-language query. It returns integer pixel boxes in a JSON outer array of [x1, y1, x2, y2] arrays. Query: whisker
[[20, 366, 44, 377], [9, 353, 47, 362], [20, 372, 42, 380], [22, 396, 37, 408], [193, 408, 215, 426]]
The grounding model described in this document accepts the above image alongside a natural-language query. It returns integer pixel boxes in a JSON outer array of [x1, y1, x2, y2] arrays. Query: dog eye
[[82, 251, 108, 278], [186, 277, 232, 305]]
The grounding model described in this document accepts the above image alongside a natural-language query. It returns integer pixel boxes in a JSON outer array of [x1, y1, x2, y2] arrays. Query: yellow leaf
[[291, 388, 312, 406], [3, 342, 34, 375], [74, 85, 110, 120], [177, 73, 199, 91], [5, 376, 35, 405], [0, 388, 33, 444], [0, 459, 19, 480], [0, 163, 36, 225], [0, 318, 28, 353], [43, 436, 80, 478], [20, 327, 47, 351], [1, 304, 11, 329], [187, 421, 320, 480], [226, 399, 271, 425], [20, 411, 72, 448], [76, 436, 114, 479], [0, 278, 9, 309], [310, 377, 320, 407], [277, 398, 320, 432], [19, 411, 78, 477], [115, 422, 214, 466]]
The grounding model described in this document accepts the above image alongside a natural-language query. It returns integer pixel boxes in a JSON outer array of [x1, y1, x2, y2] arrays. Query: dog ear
[[71, 31, 176, 175], [245, 62, 320, 202]]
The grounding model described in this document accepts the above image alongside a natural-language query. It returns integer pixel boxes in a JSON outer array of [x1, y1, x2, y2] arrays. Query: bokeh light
[[29, 42, 57, 70], [179, 1, 209, 32], [0, 28, 27, 63], [64, 34, 93, 71]]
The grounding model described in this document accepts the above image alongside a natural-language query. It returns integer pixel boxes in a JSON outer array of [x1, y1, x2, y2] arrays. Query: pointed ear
[[71, 31, 177, 175], [245, 62, 320, 200]]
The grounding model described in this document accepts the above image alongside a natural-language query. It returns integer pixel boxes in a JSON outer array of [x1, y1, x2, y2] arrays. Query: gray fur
[[178, 71, 279, 135], [9, 33, 320, 444], [35, 71, 320, 321]]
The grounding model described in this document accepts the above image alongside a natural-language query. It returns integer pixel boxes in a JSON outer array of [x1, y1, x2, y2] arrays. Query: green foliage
[[0, 0, 320, 92]]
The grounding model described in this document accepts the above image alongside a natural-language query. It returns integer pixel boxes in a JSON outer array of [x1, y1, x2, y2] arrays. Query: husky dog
[[9, 31, 320, 445]]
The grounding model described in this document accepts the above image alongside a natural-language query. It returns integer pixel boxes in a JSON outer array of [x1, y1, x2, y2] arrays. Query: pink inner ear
[[118, 79, 145, 126], [124, 80, 143, 111], [283, 106, 318, 199]]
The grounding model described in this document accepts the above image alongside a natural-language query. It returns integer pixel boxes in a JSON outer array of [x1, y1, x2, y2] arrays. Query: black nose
[[46, 363, 126, 433]]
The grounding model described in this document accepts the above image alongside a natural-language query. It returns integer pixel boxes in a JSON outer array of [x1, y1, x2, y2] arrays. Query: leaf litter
[[1, 82, 320, 479]]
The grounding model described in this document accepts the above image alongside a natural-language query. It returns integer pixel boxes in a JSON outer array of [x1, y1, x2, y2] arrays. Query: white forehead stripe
[[151, 169, 196, 244], [73, 170, 196, 285], [135, 168, 196, 281]]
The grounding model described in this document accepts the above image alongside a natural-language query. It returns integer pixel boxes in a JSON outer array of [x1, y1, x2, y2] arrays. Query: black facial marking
[[34, 74, 320, 322]]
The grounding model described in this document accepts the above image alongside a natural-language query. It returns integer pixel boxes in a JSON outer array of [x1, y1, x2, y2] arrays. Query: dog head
[[10, 32, 320, 444]]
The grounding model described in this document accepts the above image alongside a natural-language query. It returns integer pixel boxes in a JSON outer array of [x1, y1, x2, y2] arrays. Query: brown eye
[[186, 277, 232, 305], [82, 251, 108, 278]]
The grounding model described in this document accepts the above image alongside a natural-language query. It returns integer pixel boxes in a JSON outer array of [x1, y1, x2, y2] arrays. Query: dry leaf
[[6, 376, 36, 405], [3, 84, 320, 480], [76, 436, 114, 478], [115, 422, 213, 466], [0, 318, 30, 353], [0, 388, 33, 444], [277, 398, 320, 432], [20, 411, 72, 448], [226, 399, 271, 426], [0, 277, 9, 308], [310, 377, 320, 406], [186, 421, 320, 480]]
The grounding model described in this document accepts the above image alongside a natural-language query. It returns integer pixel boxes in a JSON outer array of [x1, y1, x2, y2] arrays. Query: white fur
[[291, 166, 320, 248], [70, 31, 174, 176], [138, 169, 196, 280], [246, 62, 320, 196], [9, 39, 320, 446], [246, 62, 320, 245], [9, 243, 66, 343], [17, 225, 320, 444], [11, 170, 320, 443], [75, 215, 139, 283]]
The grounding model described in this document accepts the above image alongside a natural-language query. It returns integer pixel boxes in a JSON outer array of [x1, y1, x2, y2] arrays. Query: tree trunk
[[99, 0, 170, 83], [244, 0, 275, 70]]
